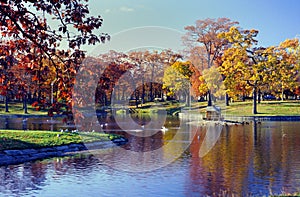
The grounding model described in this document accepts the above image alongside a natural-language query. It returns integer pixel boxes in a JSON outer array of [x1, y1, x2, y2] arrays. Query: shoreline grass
[[123, 100, 300, 116], [0, 130, 118, 151], [0, 102, 47, 116], [3, 100, 300, 117], [220, 100, 300, 116]]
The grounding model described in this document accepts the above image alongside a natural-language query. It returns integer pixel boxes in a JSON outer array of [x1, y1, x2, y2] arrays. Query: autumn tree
[[219, 27, 268, 114], [163, 61, 194, 106], [126, 49, 181, 107], [183, 18, 238, 106], [268, 39, 300, 99], [0, 0, 109, 114], [200, 65, 225, 102], [219, 27, 300, 114]]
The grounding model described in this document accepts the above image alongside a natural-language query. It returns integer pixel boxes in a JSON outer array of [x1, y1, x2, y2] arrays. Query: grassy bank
[[114, 101, 206, 115], [123, 100, 300, 116], [197, 100, 300, 116], [0, 130, 118, 151], [3, 100, 300, 117]]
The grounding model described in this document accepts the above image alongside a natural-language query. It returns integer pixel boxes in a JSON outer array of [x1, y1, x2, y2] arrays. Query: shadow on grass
[[0, 138, 41, 151]]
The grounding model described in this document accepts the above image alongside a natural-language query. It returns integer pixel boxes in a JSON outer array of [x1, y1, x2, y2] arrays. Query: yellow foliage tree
[[219, 26, 300, 114], [163, 61, 193, 106]]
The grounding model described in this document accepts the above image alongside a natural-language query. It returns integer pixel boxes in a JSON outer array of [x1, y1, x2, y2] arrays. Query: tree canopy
[[0, 0, 109, 114]]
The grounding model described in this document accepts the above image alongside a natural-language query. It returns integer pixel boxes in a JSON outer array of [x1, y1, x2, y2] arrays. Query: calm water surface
[[1, 116, 300, 196]]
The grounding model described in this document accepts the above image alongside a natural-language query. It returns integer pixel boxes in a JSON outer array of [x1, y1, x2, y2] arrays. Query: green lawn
[[0, 130, 118, 151], [198, 100, 300, 116], [127, 100, 300, 116], [3, 100, 300, 117], [0, 102, 47, 115]]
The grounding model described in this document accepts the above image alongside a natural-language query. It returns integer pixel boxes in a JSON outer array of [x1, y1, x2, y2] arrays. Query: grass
[[0, 130, 119, 151], [198, 100, 300, 116], [113, 100, 207, 115], [122, 100, 300, 116], [3, 99, 300, 117], [0, 102, 47, 115], [269, 191, 300, 196]]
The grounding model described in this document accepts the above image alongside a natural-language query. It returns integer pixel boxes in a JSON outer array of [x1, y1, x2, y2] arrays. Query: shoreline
[[0, 139, 127, 166], [223, 115, 300, 122]]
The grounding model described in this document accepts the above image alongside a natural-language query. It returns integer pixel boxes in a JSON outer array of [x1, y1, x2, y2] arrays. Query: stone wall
[[0, 141, 117, 166]]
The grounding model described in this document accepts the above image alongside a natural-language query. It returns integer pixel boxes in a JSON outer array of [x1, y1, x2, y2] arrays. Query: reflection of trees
[[252, 122, 300, 194], [188, 124, 254, 196], [0, 154, 101, 195], [187, 122, 300, 195], [0, 162, 47, 195]]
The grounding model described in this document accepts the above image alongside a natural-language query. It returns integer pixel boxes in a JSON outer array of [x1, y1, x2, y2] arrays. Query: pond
[[1, 114, 300, 196]]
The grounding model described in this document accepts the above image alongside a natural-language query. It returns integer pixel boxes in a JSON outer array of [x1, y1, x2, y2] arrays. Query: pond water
[[1, 115, 300, 196]]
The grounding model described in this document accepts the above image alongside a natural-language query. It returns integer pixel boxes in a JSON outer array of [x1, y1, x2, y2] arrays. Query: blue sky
[[87, 0, 300, 54]]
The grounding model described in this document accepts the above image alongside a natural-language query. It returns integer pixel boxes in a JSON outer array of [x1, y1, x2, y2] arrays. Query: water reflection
[[90, 114, 197, 172], [1, 119, 300, 196], [0, 117, 65, 131]]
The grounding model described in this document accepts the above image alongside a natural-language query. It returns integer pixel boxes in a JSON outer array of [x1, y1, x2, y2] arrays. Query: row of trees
[[0, 1, 299, 116], [183, 18, 300, 114], [0, 0, 109, 115]]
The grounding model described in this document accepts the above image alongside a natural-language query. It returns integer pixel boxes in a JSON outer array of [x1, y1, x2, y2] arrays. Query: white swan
[[161, 126, 168, 133]]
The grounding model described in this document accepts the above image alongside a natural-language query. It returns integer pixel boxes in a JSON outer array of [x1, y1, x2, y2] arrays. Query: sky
[[85, 0, 300, 55]]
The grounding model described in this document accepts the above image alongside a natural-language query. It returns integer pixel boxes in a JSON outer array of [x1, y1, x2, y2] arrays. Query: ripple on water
[[1, 121, 300, 196]]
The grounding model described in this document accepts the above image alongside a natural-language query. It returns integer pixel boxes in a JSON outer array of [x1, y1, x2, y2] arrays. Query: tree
[[268, 39, 300, 99], [126, 49, 181, 106], [219, 27, 268, 114], [0, 0, 109, 114], [219, 27, 300, 114], [200, 65, 225, 102], [183, 18, 238, 106], [163, 61, 193, 106]]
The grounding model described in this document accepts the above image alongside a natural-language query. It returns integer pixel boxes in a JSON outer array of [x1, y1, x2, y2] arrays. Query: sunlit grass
[[0, 130, 116, 151], [198, 100, 300, 116], [0, 102, 47, 115]]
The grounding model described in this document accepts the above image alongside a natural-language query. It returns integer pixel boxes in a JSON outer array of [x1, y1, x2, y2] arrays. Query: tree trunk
[[225, 93, 229, 106], [150, 64, 154, 102], [135, 90, 139, 108], [258, 89, 261, 104], [252, 87, 257, 114], [141, 77, 145, 104], [149, 82, 153, 101], [23, 95, 28, 114], [5, 95, 9, 112], [185, 90, 191, 107], [207, 90, 212, 106]]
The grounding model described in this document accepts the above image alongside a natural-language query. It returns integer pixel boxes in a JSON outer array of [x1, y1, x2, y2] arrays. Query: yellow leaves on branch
[[200, 65, 225, 97], [162, 61, 193, 95]]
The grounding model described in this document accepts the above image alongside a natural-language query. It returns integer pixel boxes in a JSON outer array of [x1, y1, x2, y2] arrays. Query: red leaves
[[32, 75, 38, 82], [31, 101, 39, 107]]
